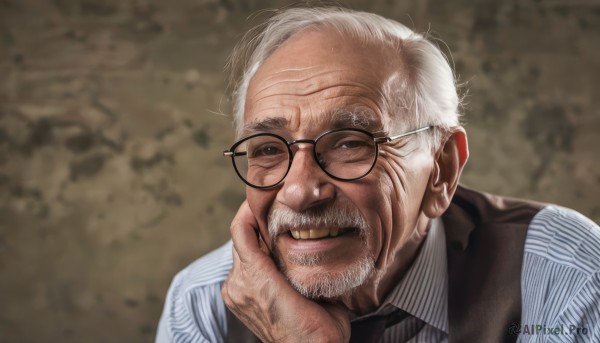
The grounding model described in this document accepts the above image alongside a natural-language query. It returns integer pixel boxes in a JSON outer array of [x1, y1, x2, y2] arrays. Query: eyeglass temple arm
[[374, 126, 433, 144], [223, 151, 247, 157]]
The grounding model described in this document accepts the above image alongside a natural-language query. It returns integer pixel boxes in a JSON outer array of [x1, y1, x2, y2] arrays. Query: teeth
[[290, 228, 341, 240], [330, 227, 339, 237], [309, 228, 329, 239]]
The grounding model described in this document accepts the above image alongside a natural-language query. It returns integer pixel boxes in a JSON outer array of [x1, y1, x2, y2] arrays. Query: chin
[[282, 255, 376, 300]]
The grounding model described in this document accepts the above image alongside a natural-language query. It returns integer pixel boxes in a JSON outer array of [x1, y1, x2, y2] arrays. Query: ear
[[422, 128, 469, 218]]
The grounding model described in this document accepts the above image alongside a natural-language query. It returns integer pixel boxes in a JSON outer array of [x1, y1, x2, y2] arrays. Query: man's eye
[[251, 145, 283, 157], [335, 140, 368, 149]]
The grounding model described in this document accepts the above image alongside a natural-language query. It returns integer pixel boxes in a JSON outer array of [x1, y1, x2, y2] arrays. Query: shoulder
[[156, 241, 233, 343], [521, 206, 600, 336], [177, 240, 234, 290], [525, 205, 600, 275]]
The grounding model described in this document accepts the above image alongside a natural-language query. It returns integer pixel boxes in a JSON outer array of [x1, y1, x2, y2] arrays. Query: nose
[[275, 145, 335, 212]]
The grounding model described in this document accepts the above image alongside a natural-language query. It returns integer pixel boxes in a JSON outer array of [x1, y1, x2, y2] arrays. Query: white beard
[[268, 203, 374, 299], [282, 252, 375, 299]]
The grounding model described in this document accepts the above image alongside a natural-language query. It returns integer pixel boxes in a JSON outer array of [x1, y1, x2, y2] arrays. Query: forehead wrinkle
[[242, 107, 384, 138], [259, 66, 342, 80], [253, 68, 341, 96], [252, 85, 380, 104], [259, 66, 331, 82], [253, 68, 380, 99], [246, 92, 388, 136]]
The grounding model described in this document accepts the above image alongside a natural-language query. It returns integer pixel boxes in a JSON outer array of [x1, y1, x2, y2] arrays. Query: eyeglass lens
[[232, 130, 377, 188]]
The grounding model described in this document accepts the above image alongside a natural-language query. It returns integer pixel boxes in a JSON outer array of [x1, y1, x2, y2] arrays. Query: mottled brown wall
[[0, 0, 598, 342]]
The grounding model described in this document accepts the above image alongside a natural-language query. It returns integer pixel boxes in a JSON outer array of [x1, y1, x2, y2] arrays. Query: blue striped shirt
[[156, 205, 600, 342], [357, 217, 448, 342]]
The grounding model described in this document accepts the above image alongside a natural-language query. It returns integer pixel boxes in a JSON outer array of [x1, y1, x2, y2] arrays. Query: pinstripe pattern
[[157, 241, 232, 343], [156, 206, 600, 342], [519, 206, 600, 342], [374, 217, 449, 342]]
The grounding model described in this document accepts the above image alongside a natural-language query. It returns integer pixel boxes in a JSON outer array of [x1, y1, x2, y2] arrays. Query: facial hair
[[267, 203, 375, 299]]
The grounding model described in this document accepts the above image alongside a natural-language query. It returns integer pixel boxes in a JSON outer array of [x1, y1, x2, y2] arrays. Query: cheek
[[369, 166, 405, 251], [341, 175, 394, 260], [367, 153, 433, 254], [377, 150, 433, 213], [375, 157, 410, 219]]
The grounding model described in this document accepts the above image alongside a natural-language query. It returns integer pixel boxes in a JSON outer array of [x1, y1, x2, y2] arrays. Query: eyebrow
[[243, 117, 289, 132], [242, 108, 383, 134], [327, 109, 381, 131]]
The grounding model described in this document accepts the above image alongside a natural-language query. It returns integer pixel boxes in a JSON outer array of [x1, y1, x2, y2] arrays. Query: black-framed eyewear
[[223, 126, 432, 189]]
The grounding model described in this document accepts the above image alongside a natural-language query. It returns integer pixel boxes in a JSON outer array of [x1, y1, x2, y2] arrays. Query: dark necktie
[[349, 309, 409, 343]]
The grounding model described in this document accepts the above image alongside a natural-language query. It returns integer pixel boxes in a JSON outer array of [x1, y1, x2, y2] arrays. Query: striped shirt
[[156, 205, 600, 342], [354, 217, 448, 342]]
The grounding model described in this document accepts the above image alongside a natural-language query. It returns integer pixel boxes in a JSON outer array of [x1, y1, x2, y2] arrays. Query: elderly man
[[156, 6, 600, 343]]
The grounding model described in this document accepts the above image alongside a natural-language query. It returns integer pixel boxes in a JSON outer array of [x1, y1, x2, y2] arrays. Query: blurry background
[[0, 0, 598, 342]]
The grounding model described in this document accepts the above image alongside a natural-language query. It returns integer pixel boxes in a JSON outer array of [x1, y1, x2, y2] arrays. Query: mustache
[[267, 203, 369, 237]]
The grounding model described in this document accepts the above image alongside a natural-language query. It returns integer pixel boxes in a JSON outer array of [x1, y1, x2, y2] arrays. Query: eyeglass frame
[[223, 125, 433, 189]]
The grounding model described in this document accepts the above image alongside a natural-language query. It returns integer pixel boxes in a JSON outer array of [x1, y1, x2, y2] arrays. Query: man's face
[[243, 29, 435, 299]]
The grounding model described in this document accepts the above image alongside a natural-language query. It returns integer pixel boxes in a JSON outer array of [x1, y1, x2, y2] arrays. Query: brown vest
[[226, 186, 544, 343]]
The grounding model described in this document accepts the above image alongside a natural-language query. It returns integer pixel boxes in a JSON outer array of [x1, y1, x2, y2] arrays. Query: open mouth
[[288, 227, 358, 240]]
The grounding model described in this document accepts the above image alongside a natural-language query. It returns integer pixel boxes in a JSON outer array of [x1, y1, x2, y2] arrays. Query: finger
[[230, 201, 267, 264], [231, 201, 271, 257], [231, 242, 241, 265], [230, 200, 258, 233], [321, 303, 352, 342], [257, 233, 270, 256]]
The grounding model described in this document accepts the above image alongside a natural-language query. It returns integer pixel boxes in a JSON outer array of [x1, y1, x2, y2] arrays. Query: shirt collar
[[374, 217, 449, 333]]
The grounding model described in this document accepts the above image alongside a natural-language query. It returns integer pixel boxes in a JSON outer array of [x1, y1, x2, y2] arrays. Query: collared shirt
[[156, 205, 600, 342], [355, 217, 448, 342]]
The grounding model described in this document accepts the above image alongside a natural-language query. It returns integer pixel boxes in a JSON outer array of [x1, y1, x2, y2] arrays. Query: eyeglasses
[[223, 126, 432, 189]]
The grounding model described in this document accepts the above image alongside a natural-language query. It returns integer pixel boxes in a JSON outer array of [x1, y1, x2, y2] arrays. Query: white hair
[[227, 6, 463, 151]]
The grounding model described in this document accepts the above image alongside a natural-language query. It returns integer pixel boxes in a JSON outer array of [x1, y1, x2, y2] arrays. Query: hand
[[221, 201, 351, 343]]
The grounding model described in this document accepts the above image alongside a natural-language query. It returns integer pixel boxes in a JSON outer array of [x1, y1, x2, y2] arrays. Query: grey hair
[[227, 6, 463, 151]]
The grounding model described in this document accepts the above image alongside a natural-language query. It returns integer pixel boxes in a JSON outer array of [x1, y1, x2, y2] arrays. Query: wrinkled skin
[[223, 201, 351, 343], [221, 28, 468, 343]]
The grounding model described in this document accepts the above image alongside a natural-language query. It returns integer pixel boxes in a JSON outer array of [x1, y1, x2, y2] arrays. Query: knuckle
[[220, 283, 230, 300]]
